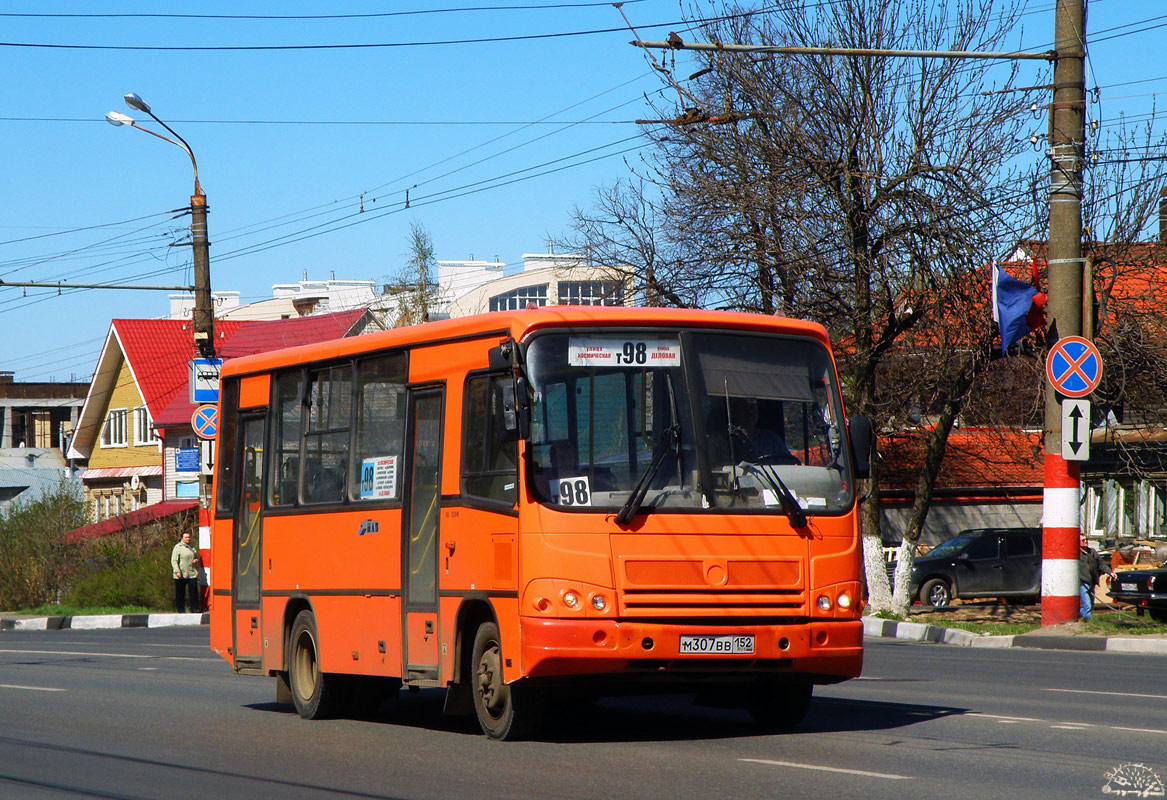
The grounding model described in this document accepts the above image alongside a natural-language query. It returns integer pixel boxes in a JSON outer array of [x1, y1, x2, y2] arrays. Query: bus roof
[[218, 306, 832, 378]]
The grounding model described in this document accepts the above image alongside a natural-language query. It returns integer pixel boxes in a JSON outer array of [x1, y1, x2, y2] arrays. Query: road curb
[[862, 616, 1167, 655], [0, 612, 208, 631]]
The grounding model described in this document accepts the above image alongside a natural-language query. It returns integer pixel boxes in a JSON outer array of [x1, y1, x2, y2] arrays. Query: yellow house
[[66, 318, 243, 521]]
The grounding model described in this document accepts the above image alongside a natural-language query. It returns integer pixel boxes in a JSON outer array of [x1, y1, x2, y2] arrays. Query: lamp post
[[106, 94, 214, 358]]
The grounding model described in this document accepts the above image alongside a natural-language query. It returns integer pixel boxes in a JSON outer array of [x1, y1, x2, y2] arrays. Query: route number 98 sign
[[568, 337, 681, 367], [551, 476, 591, 506]]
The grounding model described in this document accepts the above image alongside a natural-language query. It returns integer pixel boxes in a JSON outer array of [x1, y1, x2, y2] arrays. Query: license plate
[[679, 634, 754, 654], [1120, 583, 1137, 592]]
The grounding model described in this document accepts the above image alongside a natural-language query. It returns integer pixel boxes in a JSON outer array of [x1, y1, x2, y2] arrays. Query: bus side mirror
[[848, 415, 873, 479], [488, 342, 513, 370], [499, 382, 518, 439], [498, 379, 529, 441]]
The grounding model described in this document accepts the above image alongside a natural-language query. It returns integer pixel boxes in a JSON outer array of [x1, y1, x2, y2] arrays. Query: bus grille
[[619, 589, 805, 616]]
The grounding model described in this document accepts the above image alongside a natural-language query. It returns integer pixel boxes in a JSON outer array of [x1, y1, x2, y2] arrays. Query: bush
[[0, 477, 84, 609], [63, 540, 173, 609], [64, 512, 195, 610]]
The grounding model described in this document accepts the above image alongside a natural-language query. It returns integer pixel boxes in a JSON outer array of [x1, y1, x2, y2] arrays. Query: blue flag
[[991, 263, 1037, 355]]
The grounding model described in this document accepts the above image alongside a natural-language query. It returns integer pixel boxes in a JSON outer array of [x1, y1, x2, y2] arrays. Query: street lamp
[[106, 93, 214, 358]]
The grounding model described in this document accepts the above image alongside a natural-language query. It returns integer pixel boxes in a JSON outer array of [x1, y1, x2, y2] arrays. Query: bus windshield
[[524, 329, 854, 516]]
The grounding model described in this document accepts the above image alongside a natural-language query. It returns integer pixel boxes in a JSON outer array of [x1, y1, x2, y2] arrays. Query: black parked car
[[908, 528, 1043, 608], [1108, 568, 1167, 622]]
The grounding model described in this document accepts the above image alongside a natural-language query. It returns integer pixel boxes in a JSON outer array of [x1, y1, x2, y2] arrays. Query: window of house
[[489, 284, 548, 311], [462, 374, 518, 504], [352, 353, 407, 502], [557, 280, 624, 306], [133, 406, 158, 446], [100, 409, 128, 447]]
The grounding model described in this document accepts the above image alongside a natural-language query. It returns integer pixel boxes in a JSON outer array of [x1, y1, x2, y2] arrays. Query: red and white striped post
[[1041, 0, 1087, 627], [1042, 454, 1080, 625], [198, 505, 212, 611]]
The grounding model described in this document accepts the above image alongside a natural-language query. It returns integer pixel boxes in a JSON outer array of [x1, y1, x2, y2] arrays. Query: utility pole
[[1041, 0, 1087, 626], [190, 191, 214, 359]]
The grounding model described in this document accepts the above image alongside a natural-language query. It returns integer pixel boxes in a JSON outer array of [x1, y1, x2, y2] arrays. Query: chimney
[[1160, 187, 1167, 244]]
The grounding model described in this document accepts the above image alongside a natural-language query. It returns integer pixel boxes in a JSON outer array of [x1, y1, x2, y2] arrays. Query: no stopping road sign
[[1046, 336, 1102, 398]]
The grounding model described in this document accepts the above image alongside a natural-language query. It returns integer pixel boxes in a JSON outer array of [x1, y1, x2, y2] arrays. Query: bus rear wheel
[[470, 621, 544, 740], [289, 610, 346, 720]]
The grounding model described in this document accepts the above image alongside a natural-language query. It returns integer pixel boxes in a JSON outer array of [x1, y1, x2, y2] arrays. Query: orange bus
[[209, 306, 872, 739]]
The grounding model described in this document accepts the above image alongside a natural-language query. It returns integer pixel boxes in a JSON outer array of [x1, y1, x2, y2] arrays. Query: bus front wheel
[[470, 621, 544, 740], [289, 610, 346, 720]]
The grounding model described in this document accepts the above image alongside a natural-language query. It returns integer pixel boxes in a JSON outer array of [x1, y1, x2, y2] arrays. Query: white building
[[169, 278, 397, 323], [435, 252, 628, 318]]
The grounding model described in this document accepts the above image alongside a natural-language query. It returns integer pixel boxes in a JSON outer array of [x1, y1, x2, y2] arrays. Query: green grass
[[10, 604, 157, 617], [908, 608, 1167, 637]]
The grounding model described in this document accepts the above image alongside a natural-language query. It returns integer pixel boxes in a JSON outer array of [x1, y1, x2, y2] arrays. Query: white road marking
[[0, 684, 65, 692], [970, 711, 1166, 738], [740, 759, 912, 780], [1045, 688, 1167, 701], [0, 649, 150, 659], [1111, 726, 1167, 736], [0, 648, 215, 662]]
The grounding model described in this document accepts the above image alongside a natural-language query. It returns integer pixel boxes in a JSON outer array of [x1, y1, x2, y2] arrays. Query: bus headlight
[[817, 595, 833, 611], [591, 594, 607, 611], [837, 592, 852, 609], [563, 591, 579, 608]]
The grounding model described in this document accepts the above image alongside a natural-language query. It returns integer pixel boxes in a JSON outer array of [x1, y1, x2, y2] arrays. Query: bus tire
[[288, 610, 346, 720], [748, 679, 812, 730], [470, 621, 544, 740]]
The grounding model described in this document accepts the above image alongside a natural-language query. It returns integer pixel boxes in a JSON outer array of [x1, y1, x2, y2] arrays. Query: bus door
[[232, 413, 265, 670], [401, 387, 443, 684]]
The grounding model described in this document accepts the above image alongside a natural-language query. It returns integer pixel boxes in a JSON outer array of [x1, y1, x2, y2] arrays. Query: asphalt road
[[0, 627, 1163, 800]]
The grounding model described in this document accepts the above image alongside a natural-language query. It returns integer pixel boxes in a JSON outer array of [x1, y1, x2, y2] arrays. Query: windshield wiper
[[616, 423, 680, 526], [740, 460, 808, 528]]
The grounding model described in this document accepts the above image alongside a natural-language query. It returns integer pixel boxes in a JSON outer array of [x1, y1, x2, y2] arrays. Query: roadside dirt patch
[[908, 600, 1041, 626]]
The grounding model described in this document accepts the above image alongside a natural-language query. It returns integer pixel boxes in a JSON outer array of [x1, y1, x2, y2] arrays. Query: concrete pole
[[1042, 0, 1087, 626], [191, 193, 215, 359]]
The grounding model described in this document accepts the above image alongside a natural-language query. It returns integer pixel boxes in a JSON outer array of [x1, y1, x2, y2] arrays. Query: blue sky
[[2, 1, 1164, 382]]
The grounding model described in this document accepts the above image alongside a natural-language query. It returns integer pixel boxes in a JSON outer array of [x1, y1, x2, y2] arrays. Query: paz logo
[[1103, 763, 1164, 797], [357, 519, 380, 536]]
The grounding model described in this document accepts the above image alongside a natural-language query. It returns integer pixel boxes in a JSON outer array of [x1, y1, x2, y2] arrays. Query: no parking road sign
[[192, 404, 218, 440], [1045, 336, 1103, 398]]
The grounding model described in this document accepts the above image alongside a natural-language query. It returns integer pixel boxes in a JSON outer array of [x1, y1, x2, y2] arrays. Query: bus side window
[[462, 374, 518, 505], [351, 352, 408, 502], [269, 371, 304, 507], [215, 378, 239, 514]]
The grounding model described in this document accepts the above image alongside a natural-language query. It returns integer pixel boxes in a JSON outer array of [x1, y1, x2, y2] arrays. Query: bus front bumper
[[518, 617, 863, 682]]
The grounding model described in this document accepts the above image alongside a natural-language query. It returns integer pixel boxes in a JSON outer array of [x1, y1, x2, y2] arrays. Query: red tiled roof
[[878, 427, 1043, 493], [217, 308, 367, 358], [64, 499, 198, 543], [114, 318, 247, 421], [151, 309, 370, 427]]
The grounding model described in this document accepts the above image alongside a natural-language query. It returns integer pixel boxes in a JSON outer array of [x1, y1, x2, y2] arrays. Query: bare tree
[[569, 0, 1045, 611]]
